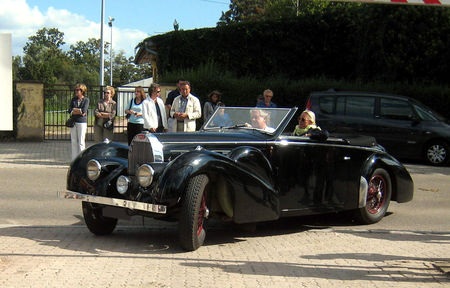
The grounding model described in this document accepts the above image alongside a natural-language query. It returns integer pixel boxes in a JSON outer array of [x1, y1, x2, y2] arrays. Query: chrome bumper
[[57, 191, 167, 214]]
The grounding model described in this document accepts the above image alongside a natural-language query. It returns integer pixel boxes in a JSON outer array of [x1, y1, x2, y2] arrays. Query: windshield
[[411, 100, 446, 121], [203, 107, 292, 134]]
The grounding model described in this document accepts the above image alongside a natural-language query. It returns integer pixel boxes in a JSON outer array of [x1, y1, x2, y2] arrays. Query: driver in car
[[248, 109, 275, 132]]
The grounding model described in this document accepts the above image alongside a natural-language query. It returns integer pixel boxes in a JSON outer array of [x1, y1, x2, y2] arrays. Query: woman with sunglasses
[[292, 110, 321, 136], [142, 83, 168, 133], [68, 83, 90, 160]]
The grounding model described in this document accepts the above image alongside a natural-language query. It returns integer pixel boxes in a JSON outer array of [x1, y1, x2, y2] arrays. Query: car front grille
[[128, 137, 154, 175]]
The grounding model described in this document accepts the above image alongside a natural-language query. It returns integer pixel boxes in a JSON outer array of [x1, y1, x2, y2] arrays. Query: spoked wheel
[[82, 201, 118, 235], [355, 168, 391, 224], [178, 174, 210, 251], [425, 141, 449, 166]]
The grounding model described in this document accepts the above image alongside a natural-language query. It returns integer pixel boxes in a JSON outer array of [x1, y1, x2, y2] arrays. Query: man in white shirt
[[169, 81, 201, 132]]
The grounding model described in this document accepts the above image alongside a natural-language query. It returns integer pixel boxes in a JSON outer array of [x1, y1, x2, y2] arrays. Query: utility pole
[[99, 0, 105, 87]]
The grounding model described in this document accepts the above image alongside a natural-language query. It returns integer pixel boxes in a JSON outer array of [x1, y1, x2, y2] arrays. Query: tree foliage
[[219, 0, 318, 24], [13, 27, 152, 87]]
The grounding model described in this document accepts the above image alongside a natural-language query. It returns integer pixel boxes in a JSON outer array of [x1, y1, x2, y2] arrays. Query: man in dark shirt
[[165, 78, 184, 110]]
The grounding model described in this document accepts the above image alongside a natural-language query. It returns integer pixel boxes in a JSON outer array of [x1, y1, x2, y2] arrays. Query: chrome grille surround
[[128, 133, 164, 175]]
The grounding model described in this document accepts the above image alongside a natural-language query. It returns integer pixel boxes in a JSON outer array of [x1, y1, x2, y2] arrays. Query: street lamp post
[[100, 0, 105, 87], [108, 16, 115, 86]]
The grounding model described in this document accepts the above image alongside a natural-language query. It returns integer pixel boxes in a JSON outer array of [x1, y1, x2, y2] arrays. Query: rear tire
[[178, 174, 209, 251], [82, 202, 117, 235], [355, 168, 391, 224], [425, 141, 449, 166]]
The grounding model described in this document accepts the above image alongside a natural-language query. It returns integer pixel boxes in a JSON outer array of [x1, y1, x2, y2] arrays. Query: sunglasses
[[156, 90, 161, 93]]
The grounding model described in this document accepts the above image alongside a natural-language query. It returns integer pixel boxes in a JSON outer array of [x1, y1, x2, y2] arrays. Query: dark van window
[[336, 96, 375, 118], [319, 96, 335, 114], [413, 103, 441, 121], [380, 98, 413, 120]]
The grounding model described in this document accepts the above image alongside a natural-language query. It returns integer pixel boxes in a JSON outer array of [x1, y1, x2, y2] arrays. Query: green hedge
[[146, 4, 450, 84], [161, 63, 450, 120]]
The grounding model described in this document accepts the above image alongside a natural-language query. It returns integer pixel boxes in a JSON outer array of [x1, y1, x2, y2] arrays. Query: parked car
[[59, 107, 413, 251], [306, 90, 450, 165]]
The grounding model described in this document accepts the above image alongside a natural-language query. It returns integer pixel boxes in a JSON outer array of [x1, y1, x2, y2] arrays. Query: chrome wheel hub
[[427, 145, 446, 164]]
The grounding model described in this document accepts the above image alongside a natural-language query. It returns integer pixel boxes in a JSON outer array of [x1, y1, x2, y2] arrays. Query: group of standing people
[[126, 83, 168, 145], [126, 80, 204, 144], [68, 80, 206, 160], [68, 81, 319, 161], [68, 84, 117, 160]]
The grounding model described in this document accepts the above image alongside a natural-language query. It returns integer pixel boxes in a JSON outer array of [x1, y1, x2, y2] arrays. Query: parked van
[[306, 89, 450, 165]]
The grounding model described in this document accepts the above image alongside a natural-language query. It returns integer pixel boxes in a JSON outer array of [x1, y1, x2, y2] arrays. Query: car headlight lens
[[137, 164, 154, 187], [116, 175, 130, 194], [86, 159, 101, 181]]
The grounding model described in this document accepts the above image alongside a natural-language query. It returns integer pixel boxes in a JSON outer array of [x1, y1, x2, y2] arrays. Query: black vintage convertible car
[[59, 107, 414, 251]]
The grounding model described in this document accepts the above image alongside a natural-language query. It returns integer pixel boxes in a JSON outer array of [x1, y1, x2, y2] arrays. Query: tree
[[21, 27, 68, 84], [218, 0, 266, 25], [12, 56, 25, 81], [67, 38, 101, 73], [264, 0, 297, 19], [217, 0, 337, 25], [23, 27, 65, 53], [219, 0, 303, 25], [110, 51, 152, 86]]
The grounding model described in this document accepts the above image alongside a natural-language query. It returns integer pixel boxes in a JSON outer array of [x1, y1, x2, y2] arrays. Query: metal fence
[[44, 84, 138, 141]]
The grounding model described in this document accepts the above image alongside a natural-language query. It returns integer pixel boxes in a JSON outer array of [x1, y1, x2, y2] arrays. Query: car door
[[334, 95, 378, 135], [272, 137, 354, 215], [371, 97, 423, 158]]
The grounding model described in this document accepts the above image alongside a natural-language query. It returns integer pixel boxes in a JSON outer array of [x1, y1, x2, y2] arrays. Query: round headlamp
[[137, 164, 154, 187], [116, 175, 131, 194], [86, 159, 101, 181]]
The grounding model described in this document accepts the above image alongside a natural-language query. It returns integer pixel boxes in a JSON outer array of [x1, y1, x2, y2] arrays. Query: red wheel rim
[[367, 174, 386, 214], [197, 193, 207, 236]]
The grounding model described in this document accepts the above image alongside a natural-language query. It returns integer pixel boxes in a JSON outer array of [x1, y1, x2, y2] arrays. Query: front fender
[[67, 142, 129, 196]]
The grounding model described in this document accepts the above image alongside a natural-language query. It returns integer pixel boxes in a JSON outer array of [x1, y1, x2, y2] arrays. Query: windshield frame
[[202, 107, 296, 136]]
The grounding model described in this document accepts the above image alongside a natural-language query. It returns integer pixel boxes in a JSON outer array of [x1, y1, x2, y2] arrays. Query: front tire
[[355, 168, 391, 224], [82, 202, 118, 235], [425, 141, 449, 166], [178, 174, 209, 251]]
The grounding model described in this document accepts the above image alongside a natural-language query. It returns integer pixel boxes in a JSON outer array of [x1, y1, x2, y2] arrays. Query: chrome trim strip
[[358, 176, 368, 208], [57, 191, 167, 214], [163, 140, 380, 152]]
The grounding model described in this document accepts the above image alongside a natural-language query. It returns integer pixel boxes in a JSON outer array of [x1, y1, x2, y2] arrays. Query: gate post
[[16, 81, 44, 141]]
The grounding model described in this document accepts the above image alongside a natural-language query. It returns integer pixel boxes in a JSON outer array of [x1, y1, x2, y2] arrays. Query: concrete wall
[[16, 82, 44, 141], [0, 33, 13, 131]]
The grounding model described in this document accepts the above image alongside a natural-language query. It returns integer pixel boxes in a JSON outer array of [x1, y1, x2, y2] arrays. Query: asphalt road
[[0, 163, 449, 232], [0, 162, 449, 287]]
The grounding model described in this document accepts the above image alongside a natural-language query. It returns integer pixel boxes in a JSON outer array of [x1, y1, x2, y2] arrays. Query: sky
[[0, 0, 230, 59]]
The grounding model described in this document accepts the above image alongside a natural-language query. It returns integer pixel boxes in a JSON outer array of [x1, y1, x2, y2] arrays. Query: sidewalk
[[0, 140, 126, 168]]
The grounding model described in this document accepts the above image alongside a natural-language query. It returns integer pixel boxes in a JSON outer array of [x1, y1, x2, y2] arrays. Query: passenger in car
[[292, 110, 321, 136]]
